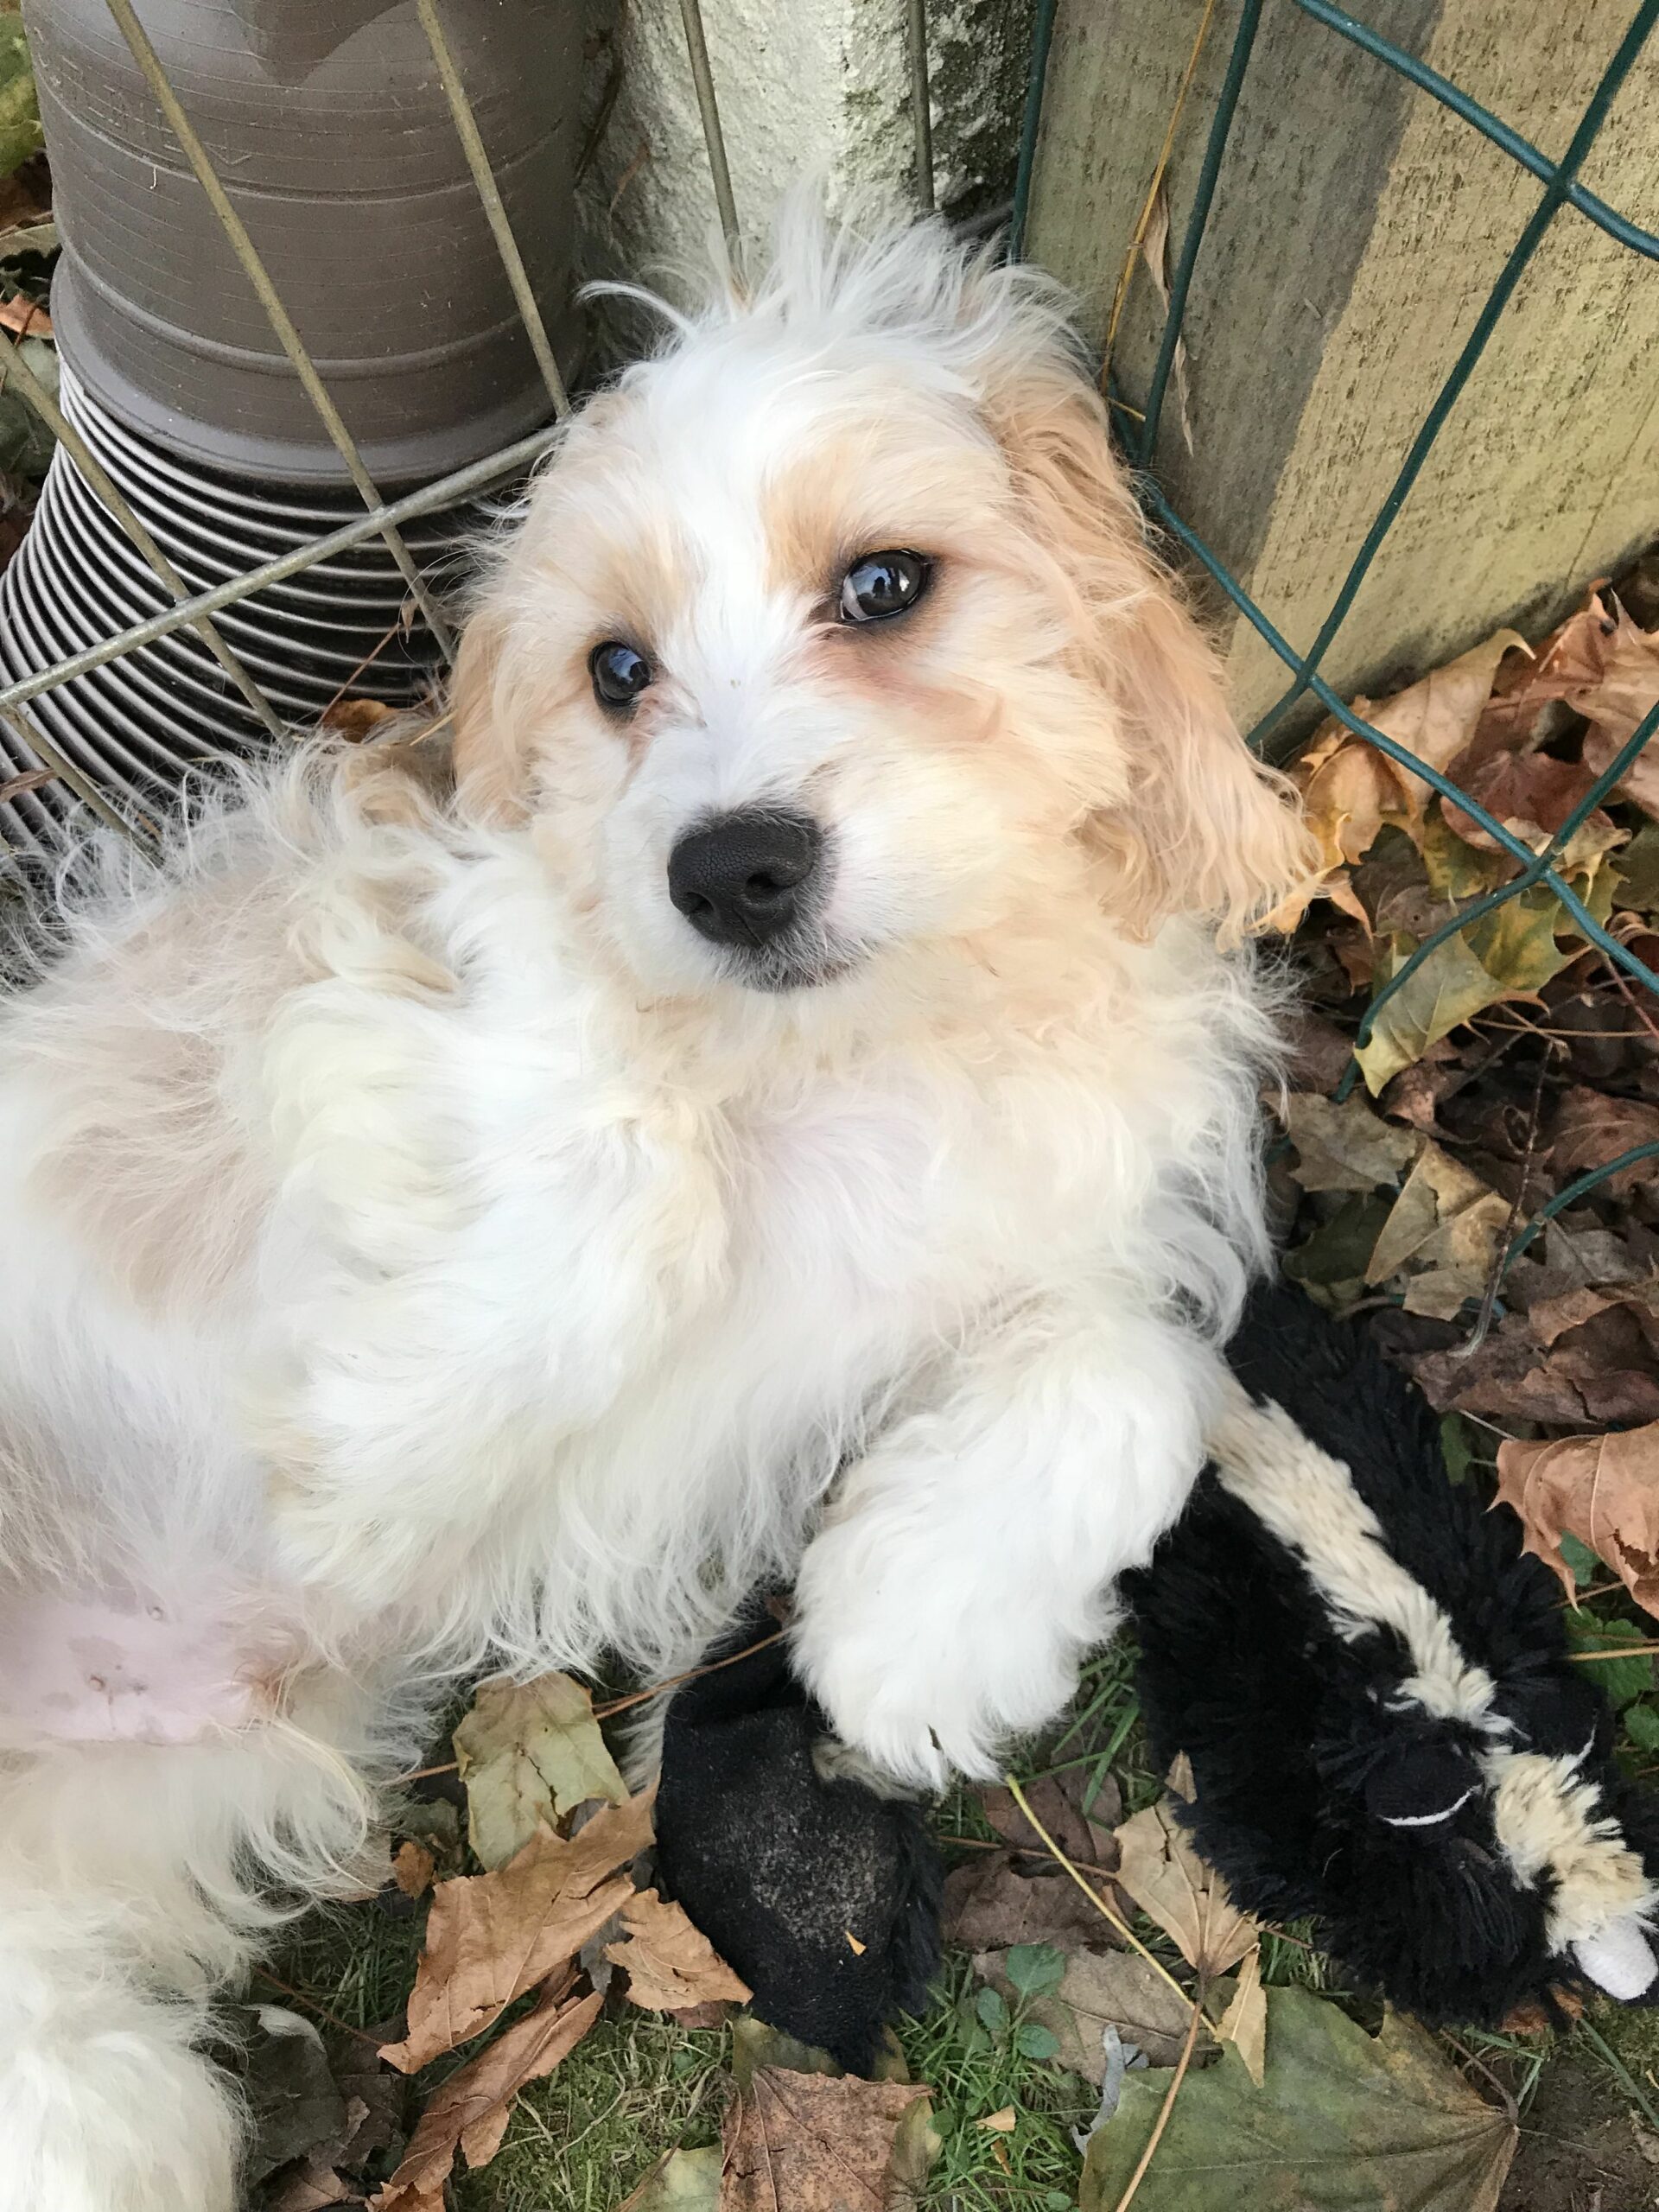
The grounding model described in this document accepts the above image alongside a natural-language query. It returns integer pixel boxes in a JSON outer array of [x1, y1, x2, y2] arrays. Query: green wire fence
[[0, 0, 1654, 1270], [1009, 0, 1659, 1247]]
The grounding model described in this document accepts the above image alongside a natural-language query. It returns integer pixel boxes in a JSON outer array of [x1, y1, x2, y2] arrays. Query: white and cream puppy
[[0, 205, 1309, 2209]]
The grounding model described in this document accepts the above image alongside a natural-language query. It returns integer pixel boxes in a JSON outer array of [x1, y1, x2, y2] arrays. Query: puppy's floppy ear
[[449, 603, 529, 825], [987, 358, 1314, 944]]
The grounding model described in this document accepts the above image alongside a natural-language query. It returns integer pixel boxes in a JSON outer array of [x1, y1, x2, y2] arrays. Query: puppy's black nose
[[668, 810, 823, 948]]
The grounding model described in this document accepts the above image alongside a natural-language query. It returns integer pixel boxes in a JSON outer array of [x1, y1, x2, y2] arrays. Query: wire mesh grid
[[1010, 0, 1659, 1230], [0, 0, 1655, 1236]]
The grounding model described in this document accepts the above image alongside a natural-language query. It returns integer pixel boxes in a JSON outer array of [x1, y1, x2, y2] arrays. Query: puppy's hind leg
[[0, 1888, 242, 2212], [0, 1688, 391, 2212]]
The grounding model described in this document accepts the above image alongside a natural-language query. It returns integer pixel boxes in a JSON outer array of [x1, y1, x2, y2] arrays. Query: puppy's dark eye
[[839, 550, 931, 625], [590, 639, 652, 709]]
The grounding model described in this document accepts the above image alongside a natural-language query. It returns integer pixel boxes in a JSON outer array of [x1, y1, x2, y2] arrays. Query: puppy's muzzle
[[668, 808, 823, 951]]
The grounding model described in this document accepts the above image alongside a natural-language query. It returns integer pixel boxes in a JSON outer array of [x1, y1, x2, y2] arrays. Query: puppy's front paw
[[798, 1630, 988, 1794], [793, 1550, 1086, 1794]]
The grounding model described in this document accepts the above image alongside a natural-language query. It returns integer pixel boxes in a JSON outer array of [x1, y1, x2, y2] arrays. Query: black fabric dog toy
[[1125, 1281, 1659, 2027], [652, 1616, 941, 2072]]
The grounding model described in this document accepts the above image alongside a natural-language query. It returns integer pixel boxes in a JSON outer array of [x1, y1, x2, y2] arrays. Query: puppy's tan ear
[[990, 362, 1313, 944], [449, 604, 529, 825]]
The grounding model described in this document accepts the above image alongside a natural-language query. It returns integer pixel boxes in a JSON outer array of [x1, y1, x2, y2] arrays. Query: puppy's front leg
[[791, 1298, 1222, 1789]]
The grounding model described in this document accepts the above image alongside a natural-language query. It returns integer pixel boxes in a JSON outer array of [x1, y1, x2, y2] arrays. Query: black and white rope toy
[[652, 1284, 1659, 2060], [1126, 1282, 1659, 2027]]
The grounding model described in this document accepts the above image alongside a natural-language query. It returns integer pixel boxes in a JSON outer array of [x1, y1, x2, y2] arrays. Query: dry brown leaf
[[0, 291, 48, 338], [320, 697, 399, 742], [719, 2067, 931, 2212], [1530, 1280, 1659, 1352], [1364, 1141, 1510, 1319], [1282, 1091, 1421, 1194], [1111, 1770, 1256, 1978], [391, 1840, 435, 1900], [380, 1789, 653, 2073], [974, 1947, 1196, 2077], [1444, 751, 1616, 866], [1413, 1302, 1659, 1429], [604, 1887, 751, 2012], [370, 1978, 602, 2212], [1285, 1010, 1359, 1096], [1550, 1086, 1659, 1198], [454, 1672, 627, 1872], [979, 1773, 1117, 1867], [1584, 716, 1659, 821], [1564, 594, 1659, 791], [1370, 630, 1533, 785], [1268, 631, 1532, 934], [266, 2164, 363, 2212], [1139, 181, 1194, 459], [1213, 1944, 1266, 2087], [976, 2107, 1017, 2133], [1495, 1420, 1659, 1608], [941, 1851, 1118, 1953]]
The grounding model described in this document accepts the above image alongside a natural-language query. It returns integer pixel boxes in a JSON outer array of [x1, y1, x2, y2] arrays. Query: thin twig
[[1439, 2029, 1518, 2123], [593, 1630, 783, 1719], [316, 612, 410, 725], [1456, 1039, 1556, 1357], [1100, 0, 1219, 387], [1567, 1641, 1659, 1662], [939, 1833, 1121, 1880], [251, 1966, 382, 2047], [1003, 1775, 1191, 2008], [1599, 949, 1659, 1049], [1112, 1971, 1208, 2211]]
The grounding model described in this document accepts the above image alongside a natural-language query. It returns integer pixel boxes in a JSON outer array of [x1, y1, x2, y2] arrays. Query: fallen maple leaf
[[381, 1788, 652, 2072], [266, 2164, 362, 2212], [1110, 1764, 1256, 1979], [980, 1772, 1119, 1866], [1530, 1280, 1659, 1352], [454, 1672, 627, 1872], [1550, 1086, 1659, 1198], [974, 1947, 1196, 2077], [371, 1976, 602, 2212], [719, 2068, 932, 2212], [1273, 631, 1533, 935], [391, 1840, 435, 1899], [1412, 1304, 1659, 1430], [617, 2147, 723, 2212], [1355, 929, 1526, 1096], [1079, 1986, 1515, 2212], [604, 1886, 751, 2011], [1213, 1944, 1266, 2088], [1495, 1421, 1659, 1610], [1281, 1091, 1420, 1194], [943, 1850, 1117, 1953], [1364, 1140, 1509, 1320], [1444, 750, 1619, 869], [1370, 630, 1533, 786]]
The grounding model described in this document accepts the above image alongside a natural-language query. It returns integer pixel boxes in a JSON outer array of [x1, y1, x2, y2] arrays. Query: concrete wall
[[1026, 0, 1659, 739], [575, 0, 1035, 322]]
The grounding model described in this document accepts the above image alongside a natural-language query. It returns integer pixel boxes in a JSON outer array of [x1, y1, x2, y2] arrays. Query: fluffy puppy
[[0, 205, 1309, 2209]]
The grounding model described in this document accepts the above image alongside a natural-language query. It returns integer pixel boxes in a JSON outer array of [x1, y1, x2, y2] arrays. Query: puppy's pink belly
[[0, 1587, 288, 1745]]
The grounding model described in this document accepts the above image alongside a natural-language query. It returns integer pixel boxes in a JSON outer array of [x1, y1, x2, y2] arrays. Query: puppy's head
[[454, 206, 1311, 1000]]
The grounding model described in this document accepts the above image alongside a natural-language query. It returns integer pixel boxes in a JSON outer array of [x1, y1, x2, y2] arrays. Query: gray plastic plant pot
[[24, 0, 582, 486]]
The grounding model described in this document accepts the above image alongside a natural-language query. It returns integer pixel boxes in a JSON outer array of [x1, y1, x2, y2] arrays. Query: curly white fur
[[0, 204, 1308, 2207]]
